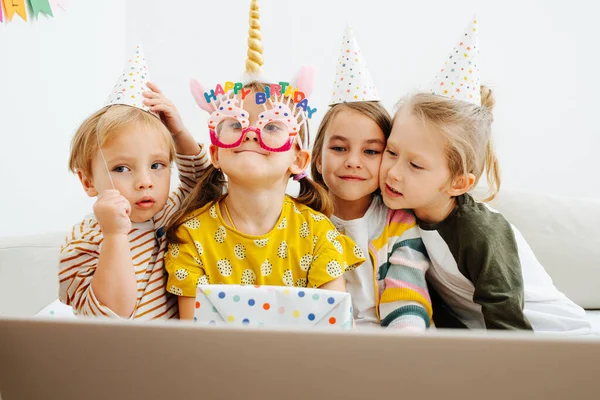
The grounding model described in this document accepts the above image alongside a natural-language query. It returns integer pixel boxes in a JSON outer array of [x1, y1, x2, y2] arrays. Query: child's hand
[[143, 81, 188, 138], [94, 190, 132, 236]]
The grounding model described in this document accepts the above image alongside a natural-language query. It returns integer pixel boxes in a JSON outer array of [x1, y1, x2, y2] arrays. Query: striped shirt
[[333, 196, 433, 330], [58, 147, 210, 320], [373, 206, 432, 329]]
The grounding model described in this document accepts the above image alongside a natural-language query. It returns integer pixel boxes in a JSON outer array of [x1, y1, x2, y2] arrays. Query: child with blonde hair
[[380, 20, 590, 333], [166, 79, 364, 319], [311, 25, 433, 330], [164, 6, 364, 320], [59, 47, 210, 319]]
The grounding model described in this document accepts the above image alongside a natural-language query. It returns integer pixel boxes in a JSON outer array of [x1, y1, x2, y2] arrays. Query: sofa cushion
[[472, 187, 600, 309], [0, 232, 64, 317], [1, 187, 598, 317]]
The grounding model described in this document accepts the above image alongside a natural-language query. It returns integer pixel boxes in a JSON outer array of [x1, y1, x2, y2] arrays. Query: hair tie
[[293, 171, 308, 181]]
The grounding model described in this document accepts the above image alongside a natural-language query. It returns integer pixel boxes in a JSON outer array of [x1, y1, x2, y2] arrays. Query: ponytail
[[166, 165, 226, 243], [481, 139, 501, 202], [479, 85, 500, 202], [293, 175, 334, 217], [480, 85, 496, 113]]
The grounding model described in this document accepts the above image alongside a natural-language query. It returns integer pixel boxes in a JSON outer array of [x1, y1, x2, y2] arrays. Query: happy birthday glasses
[[207, 91, 307, 153]]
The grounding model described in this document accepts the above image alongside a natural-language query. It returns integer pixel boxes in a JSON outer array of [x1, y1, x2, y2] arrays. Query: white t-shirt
[[331, 196, 386, 328]]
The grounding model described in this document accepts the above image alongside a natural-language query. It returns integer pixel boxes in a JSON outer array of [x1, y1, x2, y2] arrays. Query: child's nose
[[345, 151, 362, 169], [243, 129, 259, 142], [388, 164, 404, 182], [136, 173, 154, 190]]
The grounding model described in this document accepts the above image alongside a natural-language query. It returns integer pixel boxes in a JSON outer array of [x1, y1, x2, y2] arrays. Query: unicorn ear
[[293, 65, 316, 98], [190, 79, 216, 113]]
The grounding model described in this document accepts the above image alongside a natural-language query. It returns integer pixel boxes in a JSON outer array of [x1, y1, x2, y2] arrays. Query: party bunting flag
[[29, 0, 53, 18], [2, 0, 28, 21]]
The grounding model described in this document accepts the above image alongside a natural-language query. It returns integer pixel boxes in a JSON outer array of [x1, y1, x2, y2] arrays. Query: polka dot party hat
[[427, 18, 481, 106], [330, 24, 380, 105], [105, 44, 158, 117]]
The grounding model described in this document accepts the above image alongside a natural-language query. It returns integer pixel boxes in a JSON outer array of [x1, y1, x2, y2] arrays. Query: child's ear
[[315, 154, 323, 174], [447, 173, 476, 197], [77, 170, 98, 197], [209, 145, 221, 169], [289, 149, 311, 176]]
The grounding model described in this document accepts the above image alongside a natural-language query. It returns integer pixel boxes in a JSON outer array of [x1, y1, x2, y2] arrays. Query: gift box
[[194, 285, 353, 329], [35, 299, 77, 319]]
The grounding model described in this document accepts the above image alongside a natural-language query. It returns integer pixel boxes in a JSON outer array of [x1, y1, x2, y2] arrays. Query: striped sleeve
[[174, 144, 211, 194], [58, 219, 120, 318], [378, 210, 433, 330], [155, 144, 211, 227]]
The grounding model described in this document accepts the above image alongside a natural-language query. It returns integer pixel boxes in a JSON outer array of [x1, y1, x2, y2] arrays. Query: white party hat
[[105, 44, 157, 116], [427, 18, 481, 105], [331, 24, 380, 105]]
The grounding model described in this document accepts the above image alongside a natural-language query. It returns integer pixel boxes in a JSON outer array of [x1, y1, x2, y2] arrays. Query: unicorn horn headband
[[245, 0, 263, 77], [189, 0, 318, 150]]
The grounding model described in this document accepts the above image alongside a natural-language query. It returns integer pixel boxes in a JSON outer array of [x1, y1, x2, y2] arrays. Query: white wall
[[0, 1, 127, 237], [1, 0, 599, 237]]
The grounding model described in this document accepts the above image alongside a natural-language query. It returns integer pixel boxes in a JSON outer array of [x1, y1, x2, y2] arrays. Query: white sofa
[[0, 188, 598, 332]]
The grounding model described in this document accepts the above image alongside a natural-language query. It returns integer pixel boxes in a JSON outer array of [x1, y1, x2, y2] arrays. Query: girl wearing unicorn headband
[[311, 25, 433, 330], [164, 1, 364, 320]]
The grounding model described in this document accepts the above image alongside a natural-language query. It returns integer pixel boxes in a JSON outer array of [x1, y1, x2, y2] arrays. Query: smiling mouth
[[234, 149, 267, 155], [339, 176, 366, 181], [385, 184, 403, 197]]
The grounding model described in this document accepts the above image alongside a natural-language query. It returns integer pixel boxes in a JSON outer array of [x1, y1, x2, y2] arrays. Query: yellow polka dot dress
[[165, 196, 365, 297]]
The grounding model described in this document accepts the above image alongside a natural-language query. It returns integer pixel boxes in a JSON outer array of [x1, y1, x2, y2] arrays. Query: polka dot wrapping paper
[[194, 285, 353, 329]]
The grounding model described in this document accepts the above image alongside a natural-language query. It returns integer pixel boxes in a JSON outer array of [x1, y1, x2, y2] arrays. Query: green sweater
[[418, 193, 533, 330]]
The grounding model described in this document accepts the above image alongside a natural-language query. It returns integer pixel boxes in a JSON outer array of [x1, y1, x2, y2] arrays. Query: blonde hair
[[395, 85, 500, 201], [166, 81, 333, 244], [311, 102, 392, 190], [69, 105, 174, 178]]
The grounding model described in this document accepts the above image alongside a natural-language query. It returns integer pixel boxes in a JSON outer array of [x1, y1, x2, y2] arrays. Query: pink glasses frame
[[209, 125, 300, 153], [207, 96, 306, 152]]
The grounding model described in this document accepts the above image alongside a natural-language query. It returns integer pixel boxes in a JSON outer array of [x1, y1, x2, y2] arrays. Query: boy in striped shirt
[[59, 78, 209, 320]]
